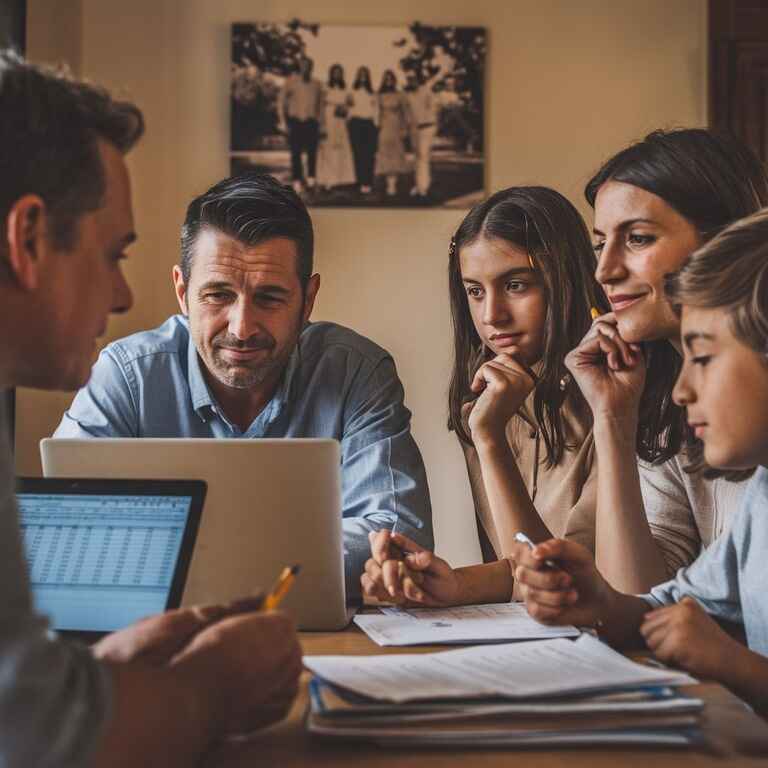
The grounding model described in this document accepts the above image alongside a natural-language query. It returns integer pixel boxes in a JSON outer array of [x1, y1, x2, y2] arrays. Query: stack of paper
[[303, 635, 703, 747], [354, 603, 580, 646]]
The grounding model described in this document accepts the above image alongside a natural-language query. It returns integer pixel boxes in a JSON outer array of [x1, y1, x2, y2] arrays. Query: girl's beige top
[[460, 391, 597, 562]]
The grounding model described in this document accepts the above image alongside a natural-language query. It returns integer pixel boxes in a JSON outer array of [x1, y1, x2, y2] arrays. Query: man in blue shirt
[[55, 173, 433, 592]]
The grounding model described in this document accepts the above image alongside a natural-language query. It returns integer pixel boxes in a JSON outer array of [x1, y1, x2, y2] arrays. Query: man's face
[[174, 232, 318, 392], [31, 141, 135, 390]]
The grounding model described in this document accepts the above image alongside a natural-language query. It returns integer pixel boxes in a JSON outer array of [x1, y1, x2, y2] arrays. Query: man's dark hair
[[179, 172, 314, 290], [0, 49, 144, 252]]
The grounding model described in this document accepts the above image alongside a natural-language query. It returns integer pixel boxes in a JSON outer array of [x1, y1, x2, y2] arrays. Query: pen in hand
[[514, 532, 558, 570], [201, 563, 302, 622]]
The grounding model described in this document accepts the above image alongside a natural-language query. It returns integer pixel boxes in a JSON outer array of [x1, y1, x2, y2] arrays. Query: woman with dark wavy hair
[[568, 128, 768, 594], [362, 186, 609, 606]]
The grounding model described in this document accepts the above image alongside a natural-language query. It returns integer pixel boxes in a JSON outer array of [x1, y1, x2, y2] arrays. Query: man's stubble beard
[[210, 342, 294, 390]]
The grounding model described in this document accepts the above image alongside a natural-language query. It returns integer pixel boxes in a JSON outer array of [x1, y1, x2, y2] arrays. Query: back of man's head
[[0, 49, 144, 257], [180, 172, 314, 290]]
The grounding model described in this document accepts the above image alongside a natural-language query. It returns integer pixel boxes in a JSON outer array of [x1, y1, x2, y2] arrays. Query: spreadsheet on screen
[[17, 493, 192, 632]]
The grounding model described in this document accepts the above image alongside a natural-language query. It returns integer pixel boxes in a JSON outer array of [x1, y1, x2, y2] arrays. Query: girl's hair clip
[[449, 236, 457, 258]]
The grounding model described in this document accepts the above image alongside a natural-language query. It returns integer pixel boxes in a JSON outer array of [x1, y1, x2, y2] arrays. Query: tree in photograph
[[230, 21, 319, 149], [395, 24, 485, 151]]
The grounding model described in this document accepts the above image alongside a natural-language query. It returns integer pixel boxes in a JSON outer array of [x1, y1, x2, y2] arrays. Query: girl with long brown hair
[[362, 186, 608, 605]]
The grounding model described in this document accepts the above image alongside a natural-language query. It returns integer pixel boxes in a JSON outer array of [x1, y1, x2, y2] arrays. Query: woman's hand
[[465, 350, 536, 447], [565, 312, 646, 423], [512, 539, 613, 628], [361, 530, 463, 607]]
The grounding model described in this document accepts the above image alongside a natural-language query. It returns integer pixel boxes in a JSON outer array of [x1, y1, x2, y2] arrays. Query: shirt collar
[[187, 335, 215, 416], [274, 342, 300, 410]]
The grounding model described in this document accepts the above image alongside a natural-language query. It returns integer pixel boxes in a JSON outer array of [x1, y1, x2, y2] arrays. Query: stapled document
[[354, 602, 580, 646]]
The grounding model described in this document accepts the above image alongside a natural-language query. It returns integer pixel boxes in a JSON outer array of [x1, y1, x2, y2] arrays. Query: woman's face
[[330, 65, 343, 83], [593, 180, 701, 344], [460, 236, 547, 365], [383, 72, 395, 89], [357, 67, 370, 85]]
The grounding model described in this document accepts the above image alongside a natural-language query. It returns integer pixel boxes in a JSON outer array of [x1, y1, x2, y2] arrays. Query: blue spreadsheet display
[[17, 493, 192, 632]]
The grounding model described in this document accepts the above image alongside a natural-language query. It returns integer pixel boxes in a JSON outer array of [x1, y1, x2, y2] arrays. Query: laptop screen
[[16, 479, 204, 635]]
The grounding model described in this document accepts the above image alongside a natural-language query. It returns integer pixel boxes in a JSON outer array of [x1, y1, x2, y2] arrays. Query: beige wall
[[21, 0, 707, 565]]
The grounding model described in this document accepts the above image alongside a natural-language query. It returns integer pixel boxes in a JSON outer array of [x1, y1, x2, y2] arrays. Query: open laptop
[[41, 438, 353, 630], [16, 477, 204, 643]]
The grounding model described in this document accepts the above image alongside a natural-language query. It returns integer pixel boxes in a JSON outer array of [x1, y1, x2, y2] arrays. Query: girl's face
[[674, 305, 768, 469], [460, 236, 547, 365], [383, 72, 395, 89], [331, 65, 343, 83], [593, 180, 701, 344]]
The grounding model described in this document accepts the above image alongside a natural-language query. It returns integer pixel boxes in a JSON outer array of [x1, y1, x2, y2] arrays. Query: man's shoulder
[[104, 315, 190, 367], [300, 322, 391, 367]]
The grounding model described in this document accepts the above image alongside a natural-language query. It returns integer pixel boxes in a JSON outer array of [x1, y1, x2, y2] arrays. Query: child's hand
[[640, 597, 740, 679], [465, 350, 536, 446]]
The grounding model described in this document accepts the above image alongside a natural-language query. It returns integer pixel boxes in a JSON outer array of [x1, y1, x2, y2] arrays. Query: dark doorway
[[710, 1, 768, 164]]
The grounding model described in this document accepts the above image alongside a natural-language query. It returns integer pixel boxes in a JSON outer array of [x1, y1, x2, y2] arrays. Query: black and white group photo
[[230, 21, 486, 208]]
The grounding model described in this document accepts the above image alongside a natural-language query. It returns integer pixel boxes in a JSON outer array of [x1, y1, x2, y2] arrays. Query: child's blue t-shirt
[[644, 465, 768, 656]]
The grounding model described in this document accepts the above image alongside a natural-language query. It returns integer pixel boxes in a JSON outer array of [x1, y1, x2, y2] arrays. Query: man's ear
[[5, 195, 49, 291], [302, 273, 321, 324], [172, 265, 189, 316]]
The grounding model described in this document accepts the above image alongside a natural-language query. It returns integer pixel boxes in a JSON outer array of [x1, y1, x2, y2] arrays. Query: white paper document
[[354, 602, 580, 646], [303, 634, 697, 703]]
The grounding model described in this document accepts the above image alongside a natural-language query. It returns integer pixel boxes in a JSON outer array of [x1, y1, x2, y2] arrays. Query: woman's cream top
[[639, 454, 749, 577]]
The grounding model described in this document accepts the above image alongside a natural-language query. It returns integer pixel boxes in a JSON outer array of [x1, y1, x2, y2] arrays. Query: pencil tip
[[290, 563, 302, 575]]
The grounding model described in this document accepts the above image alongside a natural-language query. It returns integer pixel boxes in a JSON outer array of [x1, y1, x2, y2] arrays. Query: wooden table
[[208, 626, 768, 767]]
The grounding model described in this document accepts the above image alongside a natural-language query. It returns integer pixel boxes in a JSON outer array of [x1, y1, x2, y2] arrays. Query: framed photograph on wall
[[231, 20, 485, 208]]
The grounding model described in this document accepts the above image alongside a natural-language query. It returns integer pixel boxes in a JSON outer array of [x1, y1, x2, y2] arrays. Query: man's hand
[[93, 598, 265, 665], [640, 597, 743, 679], [512, 538, 612, 627], [361, 530, 462, 607], [171, 611, 303, 735]]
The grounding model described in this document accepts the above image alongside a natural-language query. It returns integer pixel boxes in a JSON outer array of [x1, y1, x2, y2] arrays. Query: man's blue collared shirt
[[54, 316, 433, 594]]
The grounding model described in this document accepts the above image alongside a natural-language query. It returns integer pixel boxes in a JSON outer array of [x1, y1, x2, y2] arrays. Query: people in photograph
[[348, 66, 379, 195], [0, 50, 301, 767], [280, 56, 323, 195], [567, 129, 768, 594], [316, 63, 356, 191], [514, 209, 768, 711], [435, 76, 476, 154], [375, 69, 412, 197], [404, 71, 438, 199], [54, 172, 434, 595], [362, 187, 609, 606]]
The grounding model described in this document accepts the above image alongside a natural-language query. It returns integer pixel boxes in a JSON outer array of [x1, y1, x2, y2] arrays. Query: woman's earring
[[559, 372, 572, 392]]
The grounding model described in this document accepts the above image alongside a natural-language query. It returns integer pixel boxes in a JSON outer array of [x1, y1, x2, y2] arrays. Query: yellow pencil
[[590, 307, 600, 321], [262, 564, 301, 611]]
